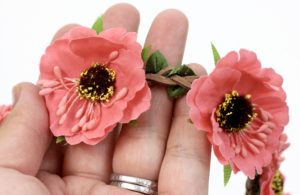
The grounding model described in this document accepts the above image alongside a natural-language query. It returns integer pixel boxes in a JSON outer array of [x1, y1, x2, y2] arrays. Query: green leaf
[[56, 136, 65, 144], [224, 164, 232, 186], [145, 50, 168, 73], [211, 43, 221, 65], [128, 120, 138, 127], [166, 65, 196, 77], [92, 16, 103, 34], [141, 45, 152, 63], [167, 86, 188, 99]]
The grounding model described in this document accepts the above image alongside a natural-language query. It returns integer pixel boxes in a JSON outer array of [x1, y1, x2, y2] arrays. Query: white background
[[0, 0, 299, 194]]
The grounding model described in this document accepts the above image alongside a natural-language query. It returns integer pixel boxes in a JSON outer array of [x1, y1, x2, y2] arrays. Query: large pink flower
[[0, 105, 12, 124], [38, 26, 151, 145], [260, 134, 289, 195], [187, 49, 288, 179]]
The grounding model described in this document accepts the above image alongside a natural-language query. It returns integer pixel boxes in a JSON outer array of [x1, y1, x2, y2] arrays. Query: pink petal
[[217, 51, 238, 68], [214, 132, 235, 159], [50, 97, 85, 137], [64, 26, 97, 40], [254, 97, 289, 126], [210, 67, 242, 92], [237, 49, 261, 74], [98, 28, 127, 43], [187, 76, 208, 107], [40, 40, 84, 79], [83, 102, 126, 139], [260, 68, 283, 87], [82, 136, 103, 145], [189, 108, 211, 132], [65, 133, 84, 145], [111, 49, 144, 70], [99, 28, 141, 54], [69, 37, 122, 63], [231, 155, 257, 179], [120, 84, 151, 123], [213, 145, 227, 165], [194, 68, 241, 114]]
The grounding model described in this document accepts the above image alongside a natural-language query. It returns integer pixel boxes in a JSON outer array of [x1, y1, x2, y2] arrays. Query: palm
[[0, 3, 210, 195]]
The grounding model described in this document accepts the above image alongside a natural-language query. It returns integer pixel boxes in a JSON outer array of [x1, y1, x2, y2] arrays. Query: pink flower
[[0, 105, 12, 124], [187, 49, 289, 179], [38, 26, 151, 145], [260, 134, 289, 195]]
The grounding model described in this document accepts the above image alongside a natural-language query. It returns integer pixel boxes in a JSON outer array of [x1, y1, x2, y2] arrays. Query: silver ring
[[110, 173, 158, 188], [111, 181, 157, 195]]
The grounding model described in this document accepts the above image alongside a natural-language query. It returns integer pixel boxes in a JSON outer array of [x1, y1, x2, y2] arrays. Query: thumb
[[0, 82, 52, 175]]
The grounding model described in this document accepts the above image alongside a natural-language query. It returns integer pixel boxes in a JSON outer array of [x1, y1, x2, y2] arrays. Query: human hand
[[0, 3, 211, 195]]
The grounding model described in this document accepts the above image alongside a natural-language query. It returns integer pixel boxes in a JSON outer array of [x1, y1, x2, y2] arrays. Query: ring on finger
[[110, 173, 158, 195]]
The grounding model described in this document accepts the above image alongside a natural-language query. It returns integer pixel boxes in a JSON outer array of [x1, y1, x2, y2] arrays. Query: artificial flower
[[0, 105, 12, 124], [187, 49, 289, 179], [259, 134, 289, 195], [38, 26, 151, 145]]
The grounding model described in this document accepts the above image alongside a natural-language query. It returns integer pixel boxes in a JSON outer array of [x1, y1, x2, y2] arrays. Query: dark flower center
[[215, 90, 256, 132], [272, 170, 284, 195], [77, 64, 116, 102]]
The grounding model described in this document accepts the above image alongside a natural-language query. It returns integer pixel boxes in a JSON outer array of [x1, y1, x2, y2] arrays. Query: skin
[[0, 3, 211, 195]]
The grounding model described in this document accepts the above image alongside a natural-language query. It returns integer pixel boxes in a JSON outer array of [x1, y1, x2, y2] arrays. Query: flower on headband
[[259, 134, 289, 195], [187, 49, 289, 179], [38, 26, 151, 145], [0, 105, 12, 124]]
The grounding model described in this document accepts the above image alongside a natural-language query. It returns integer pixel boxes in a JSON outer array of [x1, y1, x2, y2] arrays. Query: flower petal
[[61, 26, 97, 40], [194, 68, 241, 114], [217, 51, 238, 68], [69, 37, 122, 63], [237, 49, 261, 74], [254, 97, 289, 126], [98, 28, 127, 43], [40, 40, 85, 79], [99, 28, 141, 54], [120, 83, 151, 123]]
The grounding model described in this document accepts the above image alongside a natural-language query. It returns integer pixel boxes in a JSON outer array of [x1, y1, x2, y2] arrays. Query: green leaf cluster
[[145, 50, 168, 74], [166, 65, 195, 99], [143, 47, 196, 99]]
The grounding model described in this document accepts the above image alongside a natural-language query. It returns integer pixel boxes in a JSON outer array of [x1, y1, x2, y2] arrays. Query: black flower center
[[215, 90, 256, 132], [77, 64, 116, 102], [272, 170, 284, 195]]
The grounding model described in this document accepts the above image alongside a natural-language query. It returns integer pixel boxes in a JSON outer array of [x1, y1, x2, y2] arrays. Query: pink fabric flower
[[260, 134, 289, 195], [187, 49, 289, 179], [38, 26, 151, 145], [0, 105, 12, 124]]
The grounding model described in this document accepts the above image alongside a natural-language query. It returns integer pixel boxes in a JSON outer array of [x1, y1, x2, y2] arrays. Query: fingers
[[0, 83, 51, 175], [62, 3, 140, 185], [103, 3, 140, 31], [112, 9, 188, 180], [159, 64, 211, 195]]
